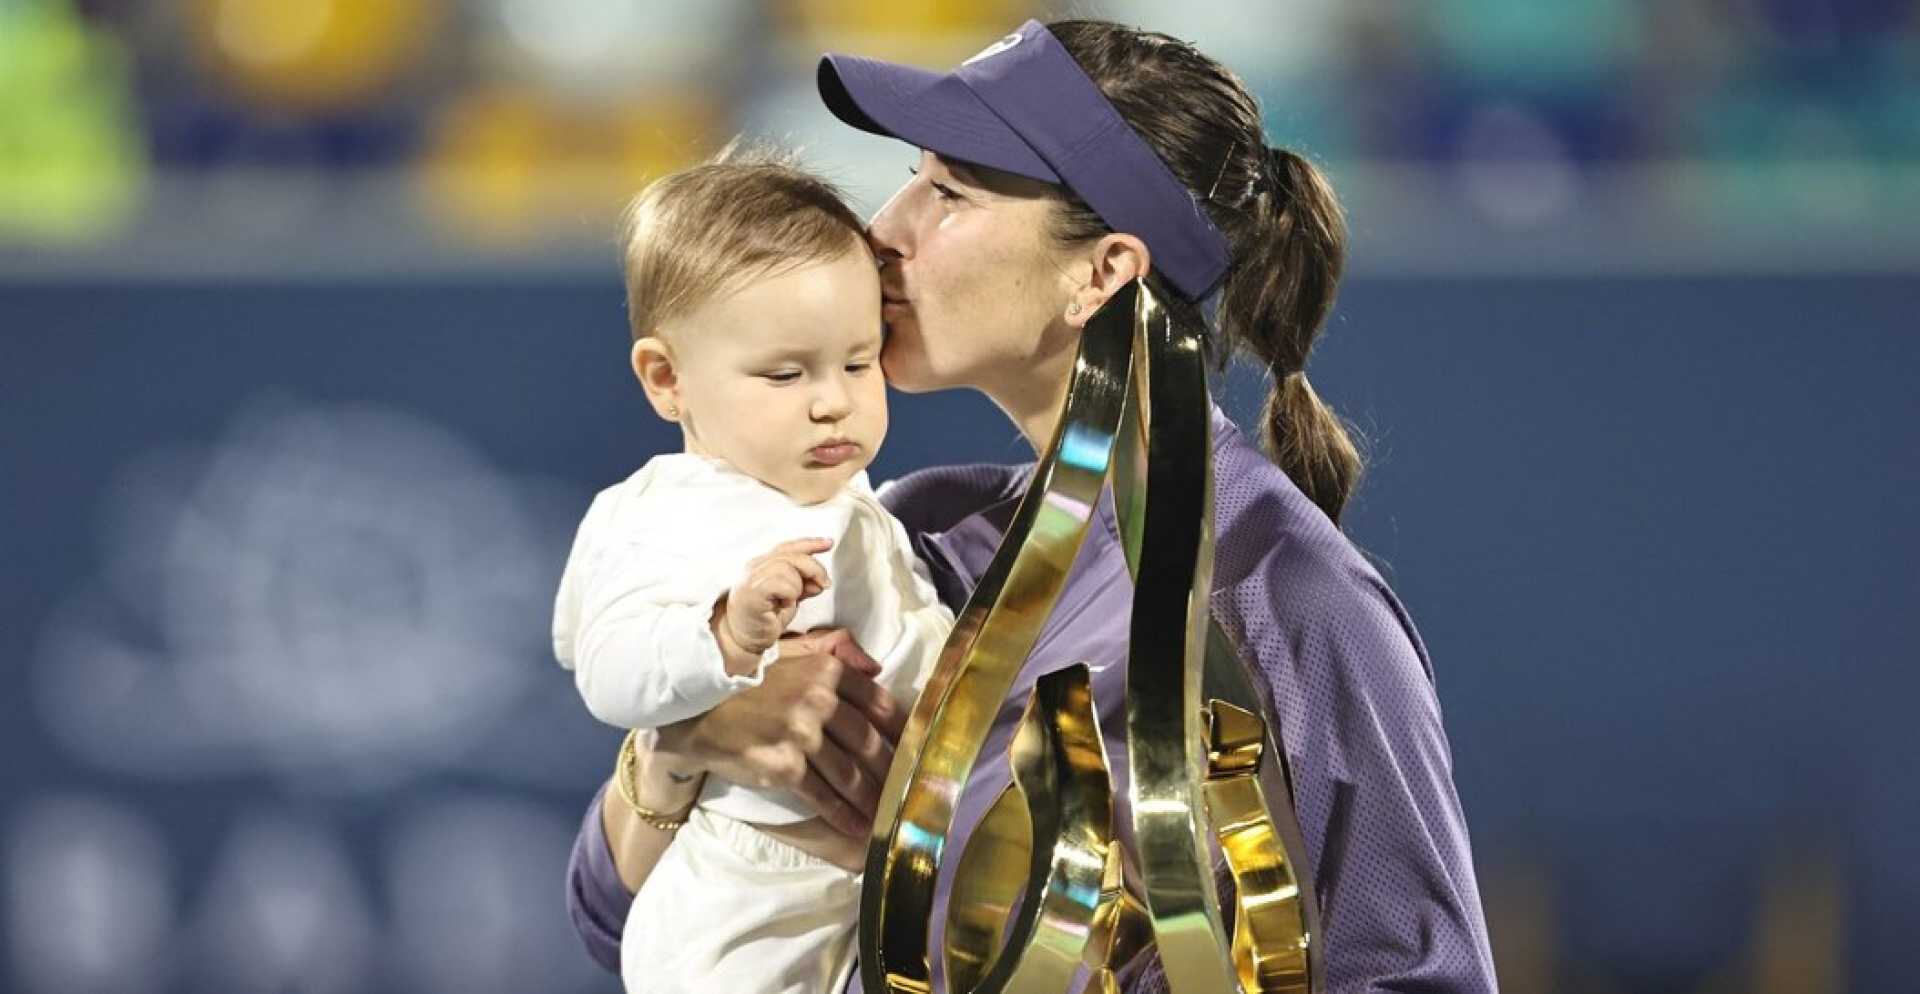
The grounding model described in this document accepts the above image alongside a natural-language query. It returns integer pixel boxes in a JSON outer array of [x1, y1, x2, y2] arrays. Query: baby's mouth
[[808, 441, 860, 467]]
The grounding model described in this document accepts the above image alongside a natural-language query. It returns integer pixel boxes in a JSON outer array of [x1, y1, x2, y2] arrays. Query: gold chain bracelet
[[613, 729, 698, 831]]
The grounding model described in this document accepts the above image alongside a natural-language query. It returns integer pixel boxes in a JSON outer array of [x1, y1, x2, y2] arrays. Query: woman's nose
[[866, 187, 914, 262]]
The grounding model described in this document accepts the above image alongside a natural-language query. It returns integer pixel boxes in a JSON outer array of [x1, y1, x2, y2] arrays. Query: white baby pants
[[620, 808, 860, 994]]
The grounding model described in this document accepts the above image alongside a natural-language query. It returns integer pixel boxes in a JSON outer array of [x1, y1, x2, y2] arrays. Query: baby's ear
[[630, 336, 682, 422]]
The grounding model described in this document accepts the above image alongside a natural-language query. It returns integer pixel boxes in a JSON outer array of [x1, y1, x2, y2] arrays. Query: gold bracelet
[[613, 729, 697, 831]]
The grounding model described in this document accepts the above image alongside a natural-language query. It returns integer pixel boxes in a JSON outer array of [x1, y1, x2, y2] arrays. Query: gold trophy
[[859, 280, 1324, 994]]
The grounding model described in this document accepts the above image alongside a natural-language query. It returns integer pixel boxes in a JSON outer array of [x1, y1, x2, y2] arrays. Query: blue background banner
[[4, 273, 1913, 993]]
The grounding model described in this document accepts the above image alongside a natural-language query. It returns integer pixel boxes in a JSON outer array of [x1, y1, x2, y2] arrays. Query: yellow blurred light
[[420, 90, 717, 241], [784, 0, 1030, 35], [779, 0, 1035, 63], [213, 0, 331, 66], [421, 92, 544, 235], [188, 0, 441, 112]]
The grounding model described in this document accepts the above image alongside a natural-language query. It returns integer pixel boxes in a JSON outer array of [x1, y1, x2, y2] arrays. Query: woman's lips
[[809, 442, 859, 466]]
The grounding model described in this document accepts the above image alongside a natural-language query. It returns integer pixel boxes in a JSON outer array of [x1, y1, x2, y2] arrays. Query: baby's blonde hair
[[620, 142, 868, 342]]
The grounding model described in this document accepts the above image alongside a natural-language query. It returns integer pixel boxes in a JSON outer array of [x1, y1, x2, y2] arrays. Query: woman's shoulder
[[876, 462, 1031, 538], [1208, 416, 1436, 687]]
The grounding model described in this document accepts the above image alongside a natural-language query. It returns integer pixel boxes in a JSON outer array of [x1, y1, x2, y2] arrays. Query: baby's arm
[[563, 556, 756, 728], [557, 524, 836, 729], [553, 507, 761, 728]]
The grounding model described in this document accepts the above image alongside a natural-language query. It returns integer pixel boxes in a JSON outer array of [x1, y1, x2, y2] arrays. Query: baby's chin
[[784, 461, 868, 505]]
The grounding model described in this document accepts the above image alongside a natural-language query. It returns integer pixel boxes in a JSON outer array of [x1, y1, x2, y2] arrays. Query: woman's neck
[[985, 352, 1074, 455], [974, 313, 1082, 453]]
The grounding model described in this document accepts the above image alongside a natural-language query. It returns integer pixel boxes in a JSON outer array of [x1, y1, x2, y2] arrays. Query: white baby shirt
[[553, 453, 952, 825]]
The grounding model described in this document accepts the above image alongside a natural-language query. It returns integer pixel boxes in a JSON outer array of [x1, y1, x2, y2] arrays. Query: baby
[[552, 147, 953, 994]]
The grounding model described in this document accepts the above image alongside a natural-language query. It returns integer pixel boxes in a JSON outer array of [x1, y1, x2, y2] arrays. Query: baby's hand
[[720, 538, 833, 658]]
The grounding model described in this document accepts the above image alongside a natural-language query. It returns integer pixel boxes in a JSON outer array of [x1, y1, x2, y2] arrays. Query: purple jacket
[[566, 407, 1498, 993]]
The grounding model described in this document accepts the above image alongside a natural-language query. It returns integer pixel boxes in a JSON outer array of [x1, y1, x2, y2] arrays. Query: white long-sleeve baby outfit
[[553, 453, 953, 994], [554, 452, 951, 824]]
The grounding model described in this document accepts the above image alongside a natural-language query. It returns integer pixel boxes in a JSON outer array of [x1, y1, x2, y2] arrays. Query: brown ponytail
[[1044, 20, 1366, 525], [1246, 147, 1362, 525]]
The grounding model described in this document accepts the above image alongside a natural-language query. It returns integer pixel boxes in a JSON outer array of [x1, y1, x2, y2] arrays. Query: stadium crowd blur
[[5, 0, 1917, 267]]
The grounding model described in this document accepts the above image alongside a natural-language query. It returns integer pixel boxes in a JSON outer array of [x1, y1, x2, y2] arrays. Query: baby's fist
[[720, 537, 833, 656]]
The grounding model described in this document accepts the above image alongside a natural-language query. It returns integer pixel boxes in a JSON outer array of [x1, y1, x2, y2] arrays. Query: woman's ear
[[1066, 232, 1151, 328], [630, 337, 683, 422]]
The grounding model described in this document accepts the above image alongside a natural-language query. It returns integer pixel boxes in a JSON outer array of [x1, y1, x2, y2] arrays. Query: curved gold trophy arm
[[1111, 285, 1320, 994], [1198, 627, 1325, 993], [1106, 283, 1320, 990], [860, 298, 1135, 994], [1113, 274, 1241, 992], [860, 279, 1320, 994], [944, 663, 1113, 994]]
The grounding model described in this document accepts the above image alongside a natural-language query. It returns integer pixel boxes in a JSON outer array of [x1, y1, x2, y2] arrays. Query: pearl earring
[[1067, 301, 1082, 316]]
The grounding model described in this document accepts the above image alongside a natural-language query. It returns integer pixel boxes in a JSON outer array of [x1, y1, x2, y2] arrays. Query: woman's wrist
[[634, 755, 702, 811], [650, 717, 709, 786], [599, 729, 704, 895], [614, 729, 704, 820]]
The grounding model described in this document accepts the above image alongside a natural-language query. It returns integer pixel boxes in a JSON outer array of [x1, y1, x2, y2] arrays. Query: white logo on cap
[[963, 32, 1023, 66]]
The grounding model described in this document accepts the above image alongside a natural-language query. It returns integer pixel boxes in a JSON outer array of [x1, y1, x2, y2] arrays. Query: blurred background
[[2, 1, 1915, 992]]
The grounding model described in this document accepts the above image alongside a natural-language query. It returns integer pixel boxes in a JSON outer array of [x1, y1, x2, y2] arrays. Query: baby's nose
[[812, 381, 853, 420]]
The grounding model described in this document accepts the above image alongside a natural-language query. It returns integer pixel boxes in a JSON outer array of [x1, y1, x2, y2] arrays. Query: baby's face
[[668, 244, 888, 505]]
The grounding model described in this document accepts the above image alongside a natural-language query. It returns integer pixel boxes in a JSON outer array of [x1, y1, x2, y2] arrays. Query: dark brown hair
[[1045, 19, 1363, 525], [620, 142, 867, 342]]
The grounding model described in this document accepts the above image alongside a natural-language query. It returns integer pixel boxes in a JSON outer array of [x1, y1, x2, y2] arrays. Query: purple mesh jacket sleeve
[[1243, 548, 1495, 993], [1163, 546, 1495, 993], [1168, 410, 1496, 992], [564, 782, 630, 975]]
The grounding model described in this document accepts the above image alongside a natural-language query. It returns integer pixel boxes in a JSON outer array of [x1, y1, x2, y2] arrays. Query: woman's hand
[[655, 628, 907, 837]]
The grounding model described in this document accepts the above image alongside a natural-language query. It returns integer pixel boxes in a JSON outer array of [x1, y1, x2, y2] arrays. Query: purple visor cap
[[818, 20, 1230, 301]]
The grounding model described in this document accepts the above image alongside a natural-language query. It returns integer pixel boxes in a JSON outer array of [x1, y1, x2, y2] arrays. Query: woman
[[569, 19, 1497, 994]]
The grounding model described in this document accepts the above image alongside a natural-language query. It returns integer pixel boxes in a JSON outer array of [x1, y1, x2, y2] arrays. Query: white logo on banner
[[964, 31, 1023, 65], [30, 395, 590, 793], [17, 396, 629, 992]]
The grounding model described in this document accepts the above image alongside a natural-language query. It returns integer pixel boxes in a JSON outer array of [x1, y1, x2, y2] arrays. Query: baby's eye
[[761, 371, 801, 384], [845, 361, 873, 374]]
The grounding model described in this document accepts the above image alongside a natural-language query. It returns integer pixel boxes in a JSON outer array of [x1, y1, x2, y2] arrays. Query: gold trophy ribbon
[[860, 280, 1321, 994]]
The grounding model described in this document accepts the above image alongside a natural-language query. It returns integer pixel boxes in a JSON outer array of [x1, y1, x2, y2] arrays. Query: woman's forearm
[[603, 731, 704, 893], [565, 631, 898, 973], [565, 732, 706, 975]]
